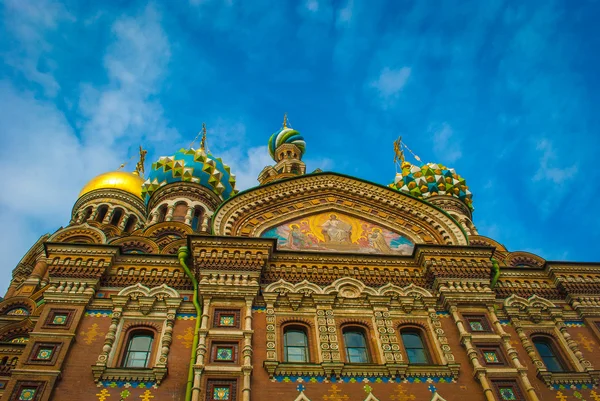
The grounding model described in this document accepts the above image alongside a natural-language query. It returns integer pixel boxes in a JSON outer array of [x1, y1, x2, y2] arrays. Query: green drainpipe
[[178, 246, 201, 401], [490, 257, 500, 289]]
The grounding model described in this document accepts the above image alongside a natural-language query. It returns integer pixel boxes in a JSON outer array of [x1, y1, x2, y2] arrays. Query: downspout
[[490, 257, 500, 289], [178, 246, 200, 401]]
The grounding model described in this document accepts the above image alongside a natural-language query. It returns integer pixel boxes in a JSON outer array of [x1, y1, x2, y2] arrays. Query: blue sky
[[1, 0, 599, 294]]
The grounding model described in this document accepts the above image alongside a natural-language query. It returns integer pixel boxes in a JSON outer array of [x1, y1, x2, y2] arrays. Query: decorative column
[[184, 206, 194, 225], [89, 207, 99, 221], [165, 205, 175, 222], [428, 307, 455, 365], [488, 307, 539, 401], [30, 259, 48, 281], [102, 208, 114, 224], [314, 295, 342, 378], [242, 297, 254, 401], [553, 316, 592, 371], [117, 214, 128, 230], [192, 296, 211, 401], [200, 215, 210, 232], [148, 211, 158, 225], [95, 302, 125, 369], [155, 299, 181, 369], [263, 293, 278, 377], [449, 305, 496, 401]]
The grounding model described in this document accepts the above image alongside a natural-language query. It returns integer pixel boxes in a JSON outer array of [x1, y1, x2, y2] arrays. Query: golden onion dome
[[79, 171, 144, 199]]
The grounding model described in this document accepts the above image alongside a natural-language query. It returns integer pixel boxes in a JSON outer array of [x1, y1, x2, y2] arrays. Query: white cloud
[[2, 0, 73, 96], [305, 0, 320, 12], [79, 5, 176, 148], [369, 67, 411, 109], [337, 0, 354, 25], [533, 139, 578, 184], [430, 123, 462, 164]]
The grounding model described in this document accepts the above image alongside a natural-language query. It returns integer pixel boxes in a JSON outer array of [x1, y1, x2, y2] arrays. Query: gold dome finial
[[135, 145, 147, 177], [393, 136, 405, 166], [282, 112, 288, 129], [200, 122, 207, 151]]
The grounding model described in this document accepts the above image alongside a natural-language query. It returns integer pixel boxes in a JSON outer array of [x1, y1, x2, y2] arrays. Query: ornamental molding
[[213, 173, 468, 246], [504, 294, 560, 323], [72, 188, 146, 218], [109, 236, 160, 254], [117, 283, 180, 299], [49, 224, 107, 245], [147, 181, 221, 212]]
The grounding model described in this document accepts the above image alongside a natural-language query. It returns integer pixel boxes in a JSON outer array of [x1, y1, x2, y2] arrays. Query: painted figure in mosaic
[[321, 214, 352, 243]]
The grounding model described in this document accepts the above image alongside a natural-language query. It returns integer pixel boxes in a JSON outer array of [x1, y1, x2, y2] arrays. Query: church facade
[[1, 120, 599, 401]]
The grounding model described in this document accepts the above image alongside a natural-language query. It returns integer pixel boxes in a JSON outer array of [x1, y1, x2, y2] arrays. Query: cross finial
[[135, 145, 147, 176], [282, 113, 288, 129], [200, 122, 207, 151], [393, 136, 405, 165]]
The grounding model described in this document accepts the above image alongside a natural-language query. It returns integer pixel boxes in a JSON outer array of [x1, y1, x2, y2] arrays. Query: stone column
[[165, 205, 175, 222], [242, 297, 254, 401], [184, 206, 194, 225], [200, 215, 210, 233], [117, 214, 128, 230], [102, 208, 114, 224], [30, 259, 48, 281], [449, 305, 496, 401], [488, 307, 539, 401], [89, 207, 99, 221], [192, 296, 211, 401]]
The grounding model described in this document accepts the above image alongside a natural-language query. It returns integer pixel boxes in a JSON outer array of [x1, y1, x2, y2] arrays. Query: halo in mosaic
[[268, 127, 306, 160], [390, 162, 473, 209], [141, 148, 237, 203]]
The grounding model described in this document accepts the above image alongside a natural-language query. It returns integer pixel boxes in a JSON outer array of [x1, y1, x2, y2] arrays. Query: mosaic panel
[[261, 212, 414, 255]]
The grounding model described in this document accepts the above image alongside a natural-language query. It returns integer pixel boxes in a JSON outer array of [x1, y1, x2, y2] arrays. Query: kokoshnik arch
[[1, 116, 599, 401]]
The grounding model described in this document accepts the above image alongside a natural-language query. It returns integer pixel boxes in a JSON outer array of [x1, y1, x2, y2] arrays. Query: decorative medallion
[[6, 307, 29, 316], [499, 388, 516, 400], [483, 351, 499, 363], [220, 315, 235, 327], [213, 387, 230, 400], [469, 321, 484, 331], [52, 314, 68, 325], [262, 212, 414, 255], [37, 348, 53, 360], [216, 347, 233, 361], [19, 388, 36, 401]]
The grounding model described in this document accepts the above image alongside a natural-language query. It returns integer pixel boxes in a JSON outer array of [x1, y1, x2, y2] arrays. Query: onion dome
[[141, 147, 237, 203], [390, 162, 473, 209], [268, 114, 306, 160], [79, 171, 144, 199]]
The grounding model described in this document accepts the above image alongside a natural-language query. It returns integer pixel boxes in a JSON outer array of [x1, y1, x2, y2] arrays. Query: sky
[[1, 0, 599, 294]]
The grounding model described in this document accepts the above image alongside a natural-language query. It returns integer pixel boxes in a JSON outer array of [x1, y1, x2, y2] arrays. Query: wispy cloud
[[369, 67, 411, 109], [533, 139, 578, 185], [430, 123, 462, 164]]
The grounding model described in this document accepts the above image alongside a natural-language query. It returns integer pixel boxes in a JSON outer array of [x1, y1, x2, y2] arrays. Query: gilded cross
[[323, 385, 349, 401], [139, 390, 154, 401], [555, 391, 568, 401], [96, 389, 110, 401]]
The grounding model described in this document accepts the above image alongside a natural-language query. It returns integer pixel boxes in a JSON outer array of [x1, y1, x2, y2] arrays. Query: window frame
[[206, 379, 237, 401], [120, 329, 155, 369], [26, 342, 62, 365], [282, 325, 310, 363], [399, 326, 432, 365], [210, 342, 239, 364], [531, 335, 570, 373], [341, 325, 371, 364], [213, 309, 241, 329], [463, 314, 493, 333], [477, 344, 508, 367], [42, 309, 76, 330], [491, 379, 526, 401]]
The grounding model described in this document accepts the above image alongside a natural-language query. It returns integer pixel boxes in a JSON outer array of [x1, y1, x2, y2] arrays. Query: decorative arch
[[142, 221, 193, 239], [212, 173, 468, 246], [117, 283, 180, 300], [109, 236, 160, 254], [504, 294, 556, 310], [323, 277, 378, 297], [505, 251, 546, 268], [160, 239, 187, 255], [49, 223, 106, 244], [0, 297, 37, 316], [0, 318, 35, 342]]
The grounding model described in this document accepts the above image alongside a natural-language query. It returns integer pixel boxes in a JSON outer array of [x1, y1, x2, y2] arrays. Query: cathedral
[[1, 117, 599, 401]]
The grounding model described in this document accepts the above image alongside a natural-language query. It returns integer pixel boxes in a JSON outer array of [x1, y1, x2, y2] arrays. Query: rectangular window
[[491, 380, 525, 401], [27, 343, 61, 365], [463, 314, 493, 333], [10, 381, 46, 401], [206, 379, 237, 401], [42, 309, 75, 329], [210, 343, 238, 363], [478, 344, 507, 367], [213, 310, 240, 329]]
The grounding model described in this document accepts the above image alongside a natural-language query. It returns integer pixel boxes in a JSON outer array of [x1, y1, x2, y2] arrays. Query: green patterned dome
[[268, 127, 306, 160], [141, 148, 237, 203], [390, 162, 473, 209]]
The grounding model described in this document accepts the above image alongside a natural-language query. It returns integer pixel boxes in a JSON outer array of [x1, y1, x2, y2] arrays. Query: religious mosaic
[[261, 212, 414, 255]]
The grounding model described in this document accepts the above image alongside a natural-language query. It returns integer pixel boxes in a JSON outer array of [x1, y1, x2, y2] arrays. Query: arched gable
[[213, 173, 468, 246], [49, 223, 106, 244]]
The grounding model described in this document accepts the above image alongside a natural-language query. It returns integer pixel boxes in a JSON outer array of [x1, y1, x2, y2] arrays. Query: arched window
[[122, 330, 154, 368], [532, 336, 567, 372], [400, 328, 431, 364], [96, 205, 108, 222], [191, 206, 204, 231], [110, 208, 123, 226], [82, 206, 93, 221], [172, 202, 188, 222], [124, 215, 137, 233], [283, 326, 309, 363], [157, 205, 167, 223], [343, 327, 369, 363]]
